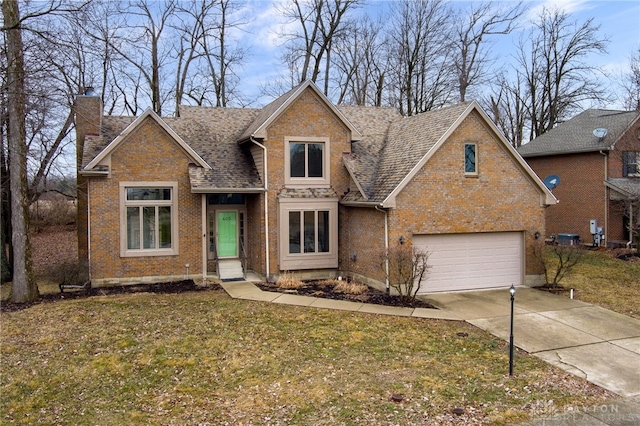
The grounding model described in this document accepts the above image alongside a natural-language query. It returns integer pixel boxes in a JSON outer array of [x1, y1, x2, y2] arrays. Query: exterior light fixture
[[399, 236, 405, 245], [509, 284, 516, 376], [534, 231, 540, 239]]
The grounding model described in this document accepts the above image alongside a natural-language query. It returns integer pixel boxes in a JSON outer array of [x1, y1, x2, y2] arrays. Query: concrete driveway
[[422, 288, 640, 398]]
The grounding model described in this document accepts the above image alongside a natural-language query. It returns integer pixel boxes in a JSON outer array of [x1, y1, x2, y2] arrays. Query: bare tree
[[388, 0, 454, 116], [453, 1, 526, 102], [278, 0, 361, 95], [621, 46, 640, 111], [484, 72, 528, 148], [332, 15, 390, 106], [519, 8, 609, 141], [172, 1, 209, 115], [105, 0, 176, 115], [2, 0, 39, 302], [197, 0, 248, 107]]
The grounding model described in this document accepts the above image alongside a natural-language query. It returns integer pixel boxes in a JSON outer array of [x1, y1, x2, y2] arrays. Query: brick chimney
[[74, 87, 102, 281], [75, 87, 102, 170]]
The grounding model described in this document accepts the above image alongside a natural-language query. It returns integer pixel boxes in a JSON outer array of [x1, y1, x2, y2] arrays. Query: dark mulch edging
[[618, 252, 640, 262], [256, 281, 437, 309], [1, 280, 220, 313], [533, 284, 572, 294]]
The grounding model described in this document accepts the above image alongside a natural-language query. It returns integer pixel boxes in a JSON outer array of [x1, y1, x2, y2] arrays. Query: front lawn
[[1, 287, 612, 425], [545, 249, 640, 319]]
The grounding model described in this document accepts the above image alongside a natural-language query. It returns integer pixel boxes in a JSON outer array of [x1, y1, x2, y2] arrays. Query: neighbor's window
[[464, 143, 478, 174], [285, 137, 330, 186], [121, 183, 178, 256], [623, 151, 640, 177]]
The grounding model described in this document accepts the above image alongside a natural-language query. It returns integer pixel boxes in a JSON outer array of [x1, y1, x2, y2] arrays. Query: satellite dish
[[593, 128, 608, 139], [543, 174, 560, 190]]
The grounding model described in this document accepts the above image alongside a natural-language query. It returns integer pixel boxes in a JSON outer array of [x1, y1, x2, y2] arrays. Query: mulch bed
[[1, 280, 218, 312], [256, 281, 437, 309]]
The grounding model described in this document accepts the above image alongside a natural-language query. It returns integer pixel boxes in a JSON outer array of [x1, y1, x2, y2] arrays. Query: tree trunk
[[3, 0, 39, 302]]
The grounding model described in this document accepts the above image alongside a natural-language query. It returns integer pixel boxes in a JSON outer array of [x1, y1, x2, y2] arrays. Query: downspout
[[600, 150, 609, 246], [375, 205, 389, 293], [86, 179, 91, 282], [628, 201, 634, 248], [251, 137, 270, 279]]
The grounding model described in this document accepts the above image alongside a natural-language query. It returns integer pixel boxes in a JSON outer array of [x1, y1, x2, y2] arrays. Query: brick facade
[[340, 111, 546, 287], [87, 117, 203, 284], [78, 85, 549, 288], [525, 118, 640, 245], [262, 89, 352, 277], [526, 152, 605, 242]]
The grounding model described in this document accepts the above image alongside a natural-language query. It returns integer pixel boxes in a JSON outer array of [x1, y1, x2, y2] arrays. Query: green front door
[[217, 211, 238, 257]]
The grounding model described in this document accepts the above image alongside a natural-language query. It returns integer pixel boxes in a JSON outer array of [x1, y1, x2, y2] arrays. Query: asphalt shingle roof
[[606, 178, 640, 199], [518, 109, 640, 157], [84, 87, 484, 202], [90, 107, 263, 190]]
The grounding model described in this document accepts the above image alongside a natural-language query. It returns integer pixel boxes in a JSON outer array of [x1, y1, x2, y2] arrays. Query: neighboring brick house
[[75, 81, 555, 293], [518, 109, 640, 247]]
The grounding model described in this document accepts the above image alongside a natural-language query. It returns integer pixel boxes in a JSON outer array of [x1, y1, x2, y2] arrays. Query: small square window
[[464, 143, 477, 174], [285, 137, 330, 187]]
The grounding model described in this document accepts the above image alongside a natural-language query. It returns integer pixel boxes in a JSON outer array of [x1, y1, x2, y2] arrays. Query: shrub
[[381, 244, 430, 302], [533, 241, 584, 288], [276, 272, 305, 289], [49, 260, 90, 288]]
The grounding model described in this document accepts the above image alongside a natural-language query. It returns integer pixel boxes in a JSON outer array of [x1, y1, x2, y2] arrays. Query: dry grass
[[331, 279, 369, 295], [553, 249, 640, 319], [276, 272, 305, 289], [1, 289, 613, 425]]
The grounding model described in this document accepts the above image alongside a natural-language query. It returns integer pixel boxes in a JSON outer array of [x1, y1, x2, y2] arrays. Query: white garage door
[[413, 232, 523, 293]]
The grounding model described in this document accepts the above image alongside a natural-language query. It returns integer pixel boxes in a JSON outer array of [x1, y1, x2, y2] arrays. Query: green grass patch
[[1, 288, 613, 425]]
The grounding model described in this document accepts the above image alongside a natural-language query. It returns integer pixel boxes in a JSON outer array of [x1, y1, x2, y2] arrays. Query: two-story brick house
[[75, 81, 555, 293], [518, 109, 640, 247]]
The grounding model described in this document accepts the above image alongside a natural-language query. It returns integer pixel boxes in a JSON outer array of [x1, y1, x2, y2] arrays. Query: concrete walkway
[[219, 280, 640, 424]]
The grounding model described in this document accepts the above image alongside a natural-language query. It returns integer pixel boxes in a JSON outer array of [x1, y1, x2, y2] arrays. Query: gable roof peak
[[84, 108, 210, 171], [238, 80, 362, 142]]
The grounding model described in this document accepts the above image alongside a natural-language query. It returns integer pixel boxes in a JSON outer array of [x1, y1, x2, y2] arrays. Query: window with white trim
[[120, 183, 178, 256], [285, 136, 330, 186]]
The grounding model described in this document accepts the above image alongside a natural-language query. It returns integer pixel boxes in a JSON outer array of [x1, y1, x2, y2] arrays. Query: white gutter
[[251, 137, 270, 279], [375, 205, 390, 293]]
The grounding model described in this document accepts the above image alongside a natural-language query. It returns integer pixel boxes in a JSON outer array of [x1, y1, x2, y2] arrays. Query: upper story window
[[464, 143, 478, 175], [623, 151, 640, 177], [285, 136, 330, 187], [120, 182, 178, 257]]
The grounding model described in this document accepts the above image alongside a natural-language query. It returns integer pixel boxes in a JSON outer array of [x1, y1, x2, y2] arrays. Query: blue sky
[[236, 0, 640, 108]]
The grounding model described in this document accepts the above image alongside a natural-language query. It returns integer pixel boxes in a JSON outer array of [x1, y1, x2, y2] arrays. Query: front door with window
[[217, 211, 238, 258]]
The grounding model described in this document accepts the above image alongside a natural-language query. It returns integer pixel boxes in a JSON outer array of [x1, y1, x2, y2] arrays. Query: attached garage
[[413, 232, 523, 293]]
